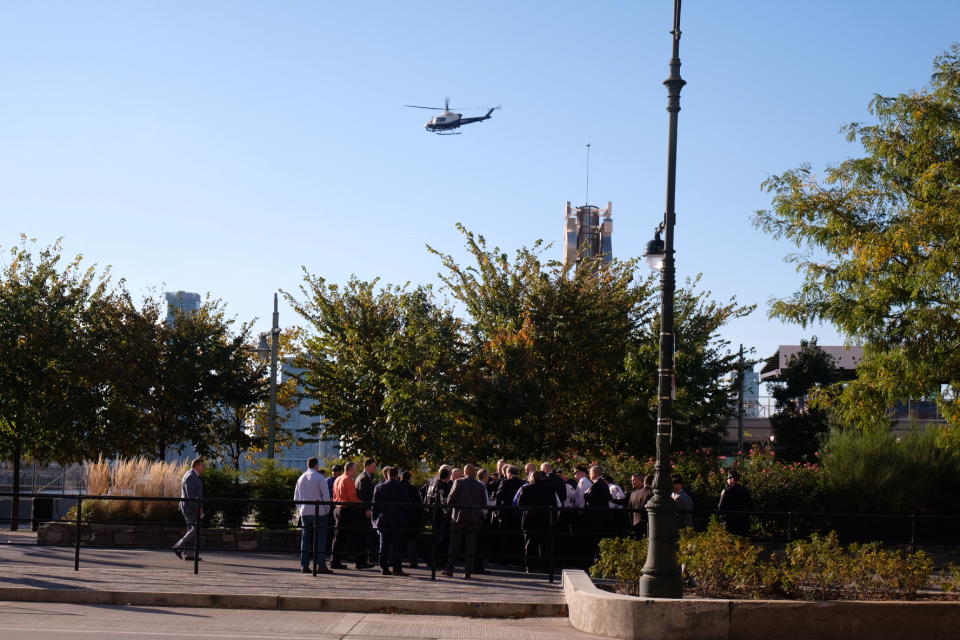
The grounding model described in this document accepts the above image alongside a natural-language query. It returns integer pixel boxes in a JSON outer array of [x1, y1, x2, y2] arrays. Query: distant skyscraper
[[165, 291, 201, 326], [563, 201, 613, 264]]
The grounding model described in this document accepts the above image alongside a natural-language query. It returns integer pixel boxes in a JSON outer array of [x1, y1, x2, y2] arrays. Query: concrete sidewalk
[[0, 602, 596, 639], [0, 542, 565, 617]]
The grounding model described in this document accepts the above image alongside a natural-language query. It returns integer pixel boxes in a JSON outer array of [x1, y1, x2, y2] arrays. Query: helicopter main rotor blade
[[403, 104, 446, 110]]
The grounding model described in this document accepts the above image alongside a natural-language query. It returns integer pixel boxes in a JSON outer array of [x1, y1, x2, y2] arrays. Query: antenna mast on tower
[[585, 143, 591, 206]]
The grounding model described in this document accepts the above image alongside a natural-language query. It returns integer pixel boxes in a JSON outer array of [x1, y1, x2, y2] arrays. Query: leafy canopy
[[754, 44, 960, 429]]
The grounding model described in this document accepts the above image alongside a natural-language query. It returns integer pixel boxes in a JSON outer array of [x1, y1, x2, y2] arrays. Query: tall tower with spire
[[563, 201, 613, 264]]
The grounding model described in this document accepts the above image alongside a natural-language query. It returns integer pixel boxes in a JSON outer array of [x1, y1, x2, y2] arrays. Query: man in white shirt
[[294, 457, 333, 574], [574, 466, 592, 509]]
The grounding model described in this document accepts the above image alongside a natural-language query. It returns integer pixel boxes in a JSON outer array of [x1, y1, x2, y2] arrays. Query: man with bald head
[[442, 463, 487, 579], [540, 462, 567, 505]]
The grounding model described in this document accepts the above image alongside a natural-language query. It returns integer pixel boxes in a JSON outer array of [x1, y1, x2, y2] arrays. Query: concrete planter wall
[[562, 570, 960, 640], [37, 522, 301, 551]]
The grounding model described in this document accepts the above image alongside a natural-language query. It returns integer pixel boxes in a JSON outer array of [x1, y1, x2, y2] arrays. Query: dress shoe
[[184, 556, 203, 562], [314, 566, 333, 574], [173, 548, 182, 560], [441, 569, 454, 577], [463, 573, 472, 580], [301, 567, 312, 574], [330, 561, 347, 569], [393, 569, 410, 577], [409, 562, 419, 569], [380, 568, 392, 575], [355, 562, 373, 570]]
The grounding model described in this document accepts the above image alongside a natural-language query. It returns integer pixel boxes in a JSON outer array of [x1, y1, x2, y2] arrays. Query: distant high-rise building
[[243, 359, 340, 470], [723, 367, 761, 419], [563, 201, 613, 264], [165, 291, 201, 326]]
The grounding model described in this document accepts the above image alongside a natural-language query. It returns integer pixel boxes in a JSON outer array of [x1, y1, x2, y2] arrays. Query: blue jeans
[[300, 514, 329, 569]]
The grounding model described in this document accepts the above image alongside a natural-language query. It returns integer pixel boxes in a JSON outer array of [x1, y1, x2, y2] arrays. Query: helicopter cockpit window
[[436, 117, 445, 123]]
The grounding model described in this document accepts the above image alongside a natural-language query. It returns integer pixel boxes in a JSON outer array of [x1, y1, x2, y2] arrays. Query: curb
[[562, 569, 960, 640], [0, 587, 566, 618]]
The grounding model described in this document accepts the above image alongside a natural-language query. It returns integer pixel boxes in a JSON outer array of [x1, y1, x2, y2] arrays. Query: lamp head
[[255, 332, 271, 360], [643, 230, 666, 271]]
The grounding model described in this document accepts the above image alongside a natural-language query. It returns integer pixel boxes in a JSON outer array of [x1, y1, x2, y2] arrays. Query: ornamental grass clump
[[77, 457, 185, 522]]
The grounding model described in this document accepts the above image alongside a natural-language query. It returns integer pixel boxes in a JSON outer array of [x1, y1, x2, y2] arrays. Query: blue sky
[[2, 1, 958, 365]]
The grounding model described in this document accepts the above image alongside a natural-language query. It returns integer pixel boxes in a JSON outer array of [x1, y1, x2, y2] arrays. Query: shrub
[[202, 465, 251, 528], [941, 563, 960, 593], [782, 531, 849, 600], [247, 459, 301, 529], [845, 542, 932, 600], [590, 536, 648, 596], [783, 531, 932, 600], [820, 427, 960, 515], [677, 518, 783, 598]]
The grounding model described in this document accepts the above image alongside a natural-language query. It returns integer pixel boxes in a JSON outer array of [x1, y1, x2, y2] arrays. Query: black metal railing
[[2, 491, 957, 582]]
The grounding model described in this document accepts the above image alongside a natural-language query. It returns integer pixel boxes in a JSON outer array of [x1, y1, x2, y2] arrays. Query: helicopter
[[404, 98, 500, 135]]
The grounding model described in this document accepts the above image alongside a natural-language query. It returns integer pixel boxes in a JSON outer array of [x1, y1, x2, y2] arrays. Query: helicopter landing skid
[[434, 131, 461, 135]]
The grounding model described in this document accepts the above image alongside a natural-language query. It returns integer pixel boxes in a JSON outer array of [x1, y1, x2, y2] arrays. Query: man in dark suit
[[371, 466, 410, 576], [540, 463, 568, 505], [493, 465, 524, 566], [422, 466, 453, 568], [442, 464, 488, 579], [400, 470, 424, 568], [581, 465, 612, 564], [516, 470, 559, 573], [355, 458, 379, 564], [173, 458, 205, 561], [718, 470, 753, 536], [628, 474, 654, 540]]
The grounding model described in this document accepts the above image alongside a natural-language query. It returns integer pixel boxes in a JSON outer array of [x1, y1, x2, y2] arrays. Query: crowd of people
[[291, 457, 755, 578], [170, 456, 754, 577]]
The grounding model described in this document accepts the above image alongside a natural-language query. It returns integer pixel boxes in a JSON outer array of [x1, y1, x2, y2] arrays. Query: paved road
[[0, 602, 594, 639]]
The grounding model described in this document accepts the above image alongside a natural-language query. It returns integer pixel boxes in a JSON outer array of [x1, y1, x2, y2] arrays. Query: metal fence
[[0, 462, 85, 494], [3, 491, 957, 584]]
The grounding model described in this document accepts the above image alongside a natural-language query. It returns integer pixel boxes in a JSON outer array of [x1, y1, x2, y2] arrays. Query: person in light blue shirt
[[294, 457, 332, 573]]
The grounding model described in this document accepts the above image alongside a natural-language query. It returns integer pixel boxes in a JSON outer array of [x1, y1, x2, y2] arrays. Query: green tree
[[754, 45, 960, 429], [146, 298, 272, 461], [243, 327, 308, 464], [191, 319, 269, 469], [0, 237, 112, 527], [287, 228, 752, 466], [286, 277, 466, 468], [430, 229, 649, 458], [431, 227, 753, 458], [622, 276, 756, 454], [768, 338, 836, 461]]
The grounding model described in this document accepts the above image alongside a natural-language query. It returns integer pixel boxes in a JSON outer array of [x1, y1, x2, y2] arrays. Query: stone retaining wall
[[37, 522, 301, 551], [562, 569, 960, 640]]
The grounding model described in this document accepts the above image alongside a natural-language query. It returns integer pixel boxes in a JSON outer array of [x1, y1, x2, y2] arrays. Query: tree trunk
[[10, 443, 20, 531]]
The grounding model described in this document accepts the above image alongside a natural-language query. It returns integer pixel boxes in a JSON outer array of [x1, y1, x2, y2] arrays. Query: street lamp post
[[267, 293, 280, 459], [638, 0, 685, 599], [256, 294, 281, 460]]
